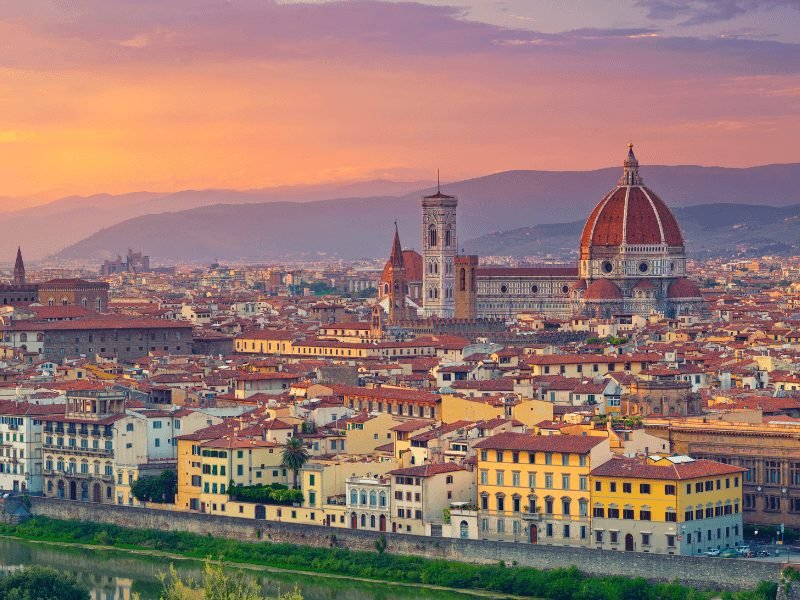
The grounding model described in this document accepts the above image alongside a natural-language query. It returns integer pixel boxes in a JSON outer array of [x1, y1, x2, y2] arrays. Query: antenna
[[437, 169, 440, 193]]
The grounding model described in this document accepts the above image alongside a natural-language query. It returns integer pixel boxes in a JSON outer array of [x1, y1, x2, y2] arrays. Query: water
[[0, 538, 500, 600]]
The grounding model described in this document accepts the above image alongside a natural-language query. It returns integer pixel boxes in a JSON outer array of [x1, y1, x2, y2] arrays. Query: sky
[[0, 0, 799, 201]]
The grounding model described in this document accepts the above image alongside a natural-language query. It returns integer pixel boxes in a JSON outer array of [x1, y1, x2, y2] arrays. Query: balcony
[[43, 468, 113, 482], [522, 511, 543, 521], [42, 443, 112, 457]]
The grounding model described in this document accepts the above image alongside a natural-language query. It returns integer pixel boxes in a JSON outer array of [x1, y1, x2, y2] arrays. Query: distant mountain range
[[464, 203, 800, 259], [34, 162, 800, 263], [0, 179, 432, 261]]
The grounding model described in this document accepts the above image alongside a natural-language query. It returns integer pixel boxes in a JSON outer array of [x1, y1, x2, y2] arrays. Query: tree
[[281, 436, 309, 490], [158, 561, 302, 600], [132, 469, 178, 503], [0, 565, 89, 600]]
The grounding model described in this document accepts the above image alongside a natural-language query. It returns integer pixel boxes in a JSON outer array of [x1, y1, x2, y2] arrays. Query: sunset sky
[[1, 0, 799, 201]]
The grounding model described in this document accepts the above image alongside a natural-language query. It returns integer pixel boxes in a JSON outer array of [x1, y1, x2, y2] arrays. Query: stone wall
[[29, 497, 782, 591]]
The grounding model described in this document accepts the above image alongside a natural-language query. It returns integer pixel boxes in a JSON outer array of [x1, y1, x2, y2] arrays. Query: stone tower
[[454, 254, 478, 319], [13, 247, 25, 286], [386, 223, 410, 323], [421, 181, 457, 318]]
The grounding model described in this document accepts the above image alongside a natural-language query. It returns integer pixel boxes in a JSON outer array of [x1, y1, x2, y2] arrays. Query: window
[[593, 506, 604, 518], [610, 531, 618, 544], [512, 471, 520, 487], [610, 482, 617, 493], [608, 507, 619, 519], [595, 530, 603, 543], [665, 509, 677, 522], [640, 510, 651, 521], [562, 499, 571, 516], [544, 473, 553, 489], [639, 483, 651, 494], [561, 454, 569, 466], [480, 470, 488, 485], [641, 533, 650, 546], [622, 482, 632, 493], [595, 481, 602, 492], [766, 461, 781, 484], [623, 508, 634, 520], [579, 476, 587, 491], [561, 474, 570, 490], [665, 484, 676, 495], [496, 470, 504, 486]]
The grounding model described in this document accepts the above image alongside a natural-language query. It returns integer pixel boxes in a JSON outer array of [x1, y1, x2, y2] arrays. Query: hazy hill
[[0, 179, 432, 261], [51, 163, 800, 263]]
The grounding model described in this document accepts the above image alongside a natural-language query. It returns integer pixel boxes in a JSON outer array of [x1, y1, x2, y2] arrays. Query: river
[[0, 538, 506, 600]]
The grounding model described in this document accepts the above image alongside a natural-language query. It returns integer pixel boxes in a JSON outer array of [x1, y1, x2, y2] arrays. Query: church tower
[[421, 179, 457, 318], [13, 247, 25, 286], [386, 223, 410, 323]]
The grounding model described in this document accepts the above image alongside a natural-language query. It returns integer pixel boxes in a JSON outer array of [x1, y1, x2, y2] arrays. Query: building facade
[[590, 455, 744, 555]]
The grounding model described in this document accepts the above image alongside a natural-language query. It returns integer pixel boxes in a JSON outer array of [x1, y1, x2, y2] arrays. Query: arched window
[[445, 229, 451, 248], [369, 491, 377, 506], [19, 333, 27, 343], [47, 298, 54, 306], [370, 515, 376, 528], [360, 514, 366, 527], [379, 491, 387, 508], [96, 298, 103, 311], [61, 297, 68, 306], [360, 490, 367, 505], [82, 298, 88, 308], [428, 226, 437, 248]]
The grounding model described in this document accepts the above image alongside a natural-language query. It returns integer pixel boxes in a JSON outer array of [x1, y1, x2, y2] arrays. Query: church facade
[[379, 146, 703, 322]]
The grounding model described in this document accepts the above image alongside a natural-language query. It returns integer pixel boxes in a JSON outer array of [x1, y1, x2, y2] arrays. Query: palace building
[[0, 248, 110, 311], [379, 146, 703, 322]]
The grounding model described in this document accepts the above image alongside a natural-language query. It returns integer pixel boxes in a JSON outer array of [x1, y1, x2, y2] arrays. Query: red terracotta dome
[[380, 250, 423, 286], [584, 279, 623, 300], [667, 278, 702, 299], [580, 146, 684, 251]]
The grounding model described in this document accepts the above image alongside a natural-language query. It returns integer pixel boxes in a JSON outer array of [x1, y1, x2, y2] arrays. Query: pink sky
[[0, 0, 798, 201]]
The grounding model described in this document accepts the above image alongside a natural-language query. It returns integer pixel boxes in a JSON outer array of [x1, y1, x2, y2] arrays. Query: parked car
[[736, 545, 751, 555], [719, 549, 739, 558], [704, 549, 721, 557]]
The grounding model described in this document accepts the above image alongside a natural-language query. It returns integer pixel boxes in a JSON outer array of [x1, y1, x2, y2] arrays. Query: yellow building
[[198, 436, 289, 516], [474, 432, 611, 545], [590, 455, 745, 555], [344, 412, 400, 455]]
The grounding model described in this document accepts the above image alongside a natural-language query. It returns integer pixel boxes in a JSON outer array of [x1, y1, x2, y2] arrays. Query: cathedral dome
[[667, 278, 703, 299], [580, 145, 684, 258], [380, 250, 423, 287], [584, 279, 623, 300]]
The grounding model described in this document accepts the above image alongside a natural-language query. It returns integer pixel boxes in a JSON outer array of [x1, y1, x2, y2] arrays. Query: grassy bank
[[0, 517, 778, 600]]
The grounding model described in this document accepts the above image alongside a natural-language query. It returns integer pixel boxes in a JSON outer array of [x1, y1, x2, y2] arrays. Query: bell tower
[[421, 175, 457, 318], [13, 247, 25, 286], [386, 223, 410, 323]]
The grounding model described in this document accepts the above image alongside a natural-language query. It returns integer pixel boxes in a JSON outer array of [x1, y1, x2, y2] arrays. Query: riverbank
[[0, 517, 779, 600]]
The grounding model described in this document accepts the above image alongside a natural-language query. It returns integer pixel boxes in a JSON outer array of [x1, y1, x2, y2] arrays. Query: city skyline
[[0, 0, 798, 201]]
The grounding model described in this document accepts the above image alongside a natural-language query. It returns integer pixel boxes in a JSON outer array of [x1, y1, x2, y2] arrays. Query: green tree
[[281, 437, 309, 489], [159, 561, 302, 600], [0, 565, 89, 600], [132, 469, 178, 503]]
